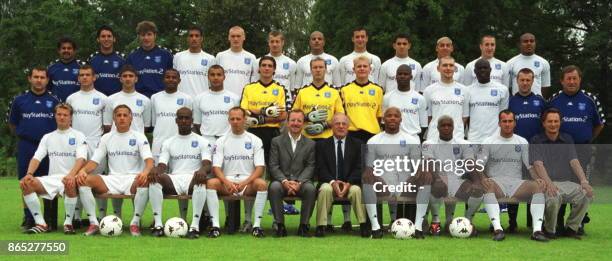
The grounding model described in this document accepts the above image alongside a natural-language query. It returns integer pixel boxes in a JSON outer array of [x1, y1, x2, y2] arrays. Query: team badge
[[410, 64, 415, 70], [453, 146, 460, 155], [245, 142, 252, 150], [495, 64, 501, 70], [491, 90, 498, 96], [578, 103, 586, 111], [368, 89, 375, 96], [325, 59, 331, 65], [113, 61, 119, 68], [93, 98, 100, 105], [69, 138, 76, 145], [177, 98, 184, 105], [244, 58, 251, 65], [411, 98, 418, 104], [129, 139, 136, 146], [534, 61, 540, 68], [191, 141, 199, 148], [515, 145, 522, 152], [283, 63, 289, 70], [136, 99, 143, 107], [533, 100, 541, 106], [154, 56, 162, 63], [224, 96, 230, 103], [454, 67, 458, 72], [454, 88, 461, 95], [272, 89, 279, 96], [400, 139, 406, 147], [72, 68, 79, 75], [324, 92, 331, 98], [201, 59, 208, 66], [45, 100, 53, 108]]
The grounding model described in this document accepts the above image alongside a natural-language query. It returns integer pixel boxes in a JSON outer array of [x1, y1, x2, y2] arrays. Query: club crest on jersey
[[324, 92, 331, 98], [533, 61, 540, 68], [453, 146, 460, 155], [69, 138, 76, 145], [201, 59, 208, 66], [245, 142, 252, 150], [368, 89, 375, 96], [272, 89, 279, 96], [400, 140, 407, 147], [244, 58, 251, 65], [494, 64, 501, 70], [422, 144, 429, 151], [324, 59, 331, 65], [93, 98, 100, 105], [191, 141, 198, 148], [177, 98, 184, 105], [283, 63, 289, 70], [533, 100, 541, 106], [515, 145, 522, 152], [578, 103, 586, 111], [45, 100, 53, 108], [72, 68, 79, 75], [454, 67, 458, 72], [113, 61, 119, 68], [411, 98, 418, 104], [129, 139, 136, 146], [491, 90, 498, 96], [224, 96, 230, 103], [410, 64, 415, 70], [454, 88, 461, 95], [136, 99, 143, 106], [154, 56, 162, 63]]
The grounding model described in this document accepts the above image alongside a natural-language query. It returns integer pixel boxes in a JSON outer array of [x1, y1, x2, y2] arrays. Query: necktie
[[337, 139, 344, 180]]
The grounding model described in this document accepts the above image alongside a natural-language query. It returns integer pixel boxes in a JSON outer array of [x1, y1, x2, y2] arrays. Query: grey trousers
[[268, 180, 316, 225], [544, 181, 592, 233]]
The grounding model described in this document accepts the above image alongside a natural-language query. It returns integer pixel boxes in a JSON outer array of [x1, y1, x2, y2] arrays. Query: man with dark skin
[[508, 33, 551, 99]]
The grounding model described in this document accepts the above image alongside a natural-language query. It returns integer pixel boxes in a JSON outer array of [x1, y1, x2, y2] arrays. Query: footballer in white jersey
[[151, 69, 193, 160], [76, 104, 154, 236], [104, 67, 151, 134], [507, 33, 551, 98], [467, 59, 509, 143], [462, 35, 510, 87], [216, 27, 257, 95], [295, 31, 341, 89], [255, 54, 296, 90], [338, 29, 381, 85], [382, 64, 427, 139], [173, 27, 217, 97], [421, 37, 464, 88], [21, 104, 88, 234], [379, 56, 423, 93]]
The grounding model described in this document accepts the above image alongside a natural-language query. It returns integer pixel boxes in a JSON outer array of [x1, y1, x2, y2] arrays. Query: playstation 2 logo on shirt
[[45, 100, 53, 108], [272, 89, 279, 96], [93, 98, 100, 105], [411, 98, 418, 104], [324, 92, 331, 98], [491, 90, 498, 96], [191, 140, 199, 148], [224, 96, 230, 103], [495, 64, 501, 70], [154, 56, 162, 63], [244, 58, 251, 65], [69, 138, 76, 145], [368, 89, 375, 96], [201, 59, 208, 66], [534, 61, 540, 68], [136, 99, 143, 106], [283, 63, 289, 70], [113, 61, 120, 68], [177, 98, 184, 105], [454, 88, 461, 95], [129, 139, 136, 146], [245, 142, 252, 150]]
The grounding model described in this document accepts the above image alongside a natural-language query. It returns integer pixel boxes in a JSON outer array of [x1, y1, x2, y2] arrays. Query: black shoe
[[275, 223, 287, 237], [297, 224, 311, 237], [470, 225, 479, 238], [200, 216, 212, 232], [542, 229, 557, 240], [315, 226, 326, 237], [25, 224, 49, 234], [507, 223, 517, 234], [208, 227, 221, 238], [413, 229, 425, 239], [563, 228, 582, 240], [80, 219, 90, 228], [577, 225, 586, 236], [492, 229, 505, 241], [186, 228, 199, 239], [252, 227, 265, 238], [325, 224, 335, 233], [531, 231, 549, 242], [151, 226, 164, 237], [73, 219, 82, 230], [360, 223, 370, 238], [341, 221, 352, 232], [371, 229, 383, 239]]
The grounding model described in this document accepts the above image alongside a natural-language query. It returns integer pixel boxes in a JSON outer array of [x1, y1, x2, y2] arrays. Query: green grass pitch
[[0, 177, 609, 260]]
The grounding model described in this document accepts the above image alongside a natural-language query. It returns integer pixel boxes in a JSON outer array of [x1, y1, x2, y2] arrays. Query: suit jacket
[[315, 136, 363, 185], [269, 132, 315, 183]]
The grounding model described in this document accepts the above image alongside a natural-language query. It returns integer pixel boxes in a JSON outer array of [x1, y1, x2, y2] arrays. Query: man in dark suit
[[268, 110, 316, 237], [314, 113, 367, 237]]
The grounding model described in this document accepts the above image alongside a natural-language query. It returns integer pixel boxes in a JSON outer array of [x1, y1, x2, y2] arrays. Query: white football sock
[[415, 185, 431, 231], [78, 186, 99, 225], [206, 189, 220, 228], [466, 196, 483, 221], [190, 185, 207, 230], [97, 198, 107, 217], [244, 199, 254, 223], [484, 193, 502, 231], [130, 187, 149, 226], [24, 193, 45, 226], [531, 193, 545, 233], [252, 191, 267, 228], [430, 196, 442, 223], [365, 204, 380, 230], [342, 204, 351, 222], [149, 183, 163, 227], [178, 199, 189, 220], [112, 198, 123, 217], [64, 197, 77, 226]]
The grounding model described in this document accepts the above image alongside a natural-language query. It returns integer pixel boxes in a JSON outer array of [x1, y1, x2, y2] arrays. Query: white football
[[100, 215, 123, 237], [449, 217, 473, 238], [164, 217, 188, 237], [390, 218, 415, 239]]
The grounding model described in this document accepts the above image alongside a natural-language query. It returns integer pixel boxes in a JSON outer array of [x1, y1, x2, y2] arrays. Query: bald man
[[215, 26, 257, 95], [295, 31, 341, 90]]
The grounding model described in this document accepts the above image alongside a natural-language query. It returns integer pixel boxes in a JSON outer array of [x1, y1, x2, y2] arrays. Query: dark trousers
[[18, 139, 55, 228]]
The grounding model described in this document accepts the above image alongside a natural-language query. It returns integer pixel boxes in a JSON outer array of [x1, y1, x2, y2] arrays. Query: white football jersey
[[173, 49, 217, 97], [421, 59, 465, 88], [66, 89, 108, 139], [378, 56, 423, 92], [150, 91, 193, 156], [479, 134, 529, 180], [33, 128, 88, 176], [295, 53, 341, 89], [215, 49, 257, 95], [383, 90, 428, 136], [422, 137, 474, 177], [193, 89, 239, 138], [467, 81, 509, 143], [462, 57, 509, 87], [159, 133, 212, 175], [92, 130, 153, 176], [423, 81, 470, 141], [254, 54, 296, 91], [366, 131, 421, 165], [338, 51, 382, 85], [507, 54, 551, 95], [104, 91, 152, 134], [213, 132, 265, 182]]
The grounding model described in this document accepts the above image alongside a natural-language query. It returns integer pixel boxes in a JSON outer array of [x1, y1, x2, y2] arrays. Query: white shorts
[[168, 174, 194, 195], [100, 174, 137, 195], [227, 174, 248, 183], [38, 175, 65, 200], [382, 171, 411, 197], [491, 176, 525, 197], [440, 175, 463, 197]]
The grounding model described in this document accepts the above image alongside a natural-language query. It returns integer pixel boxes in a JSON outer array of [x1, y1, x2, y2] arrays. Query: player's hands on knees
[[193, 171, 207, 185], [148, 168, 159, 183], [136, 172, 148, 186], [19, 175, 33, 190], [339, 182, 350, 198], [581, 182, 593, 198], [545, 181, 559, 197], [331, 181, 343, 197], [416, 170, 433, 185], [481, 178, 495, 192], [76, 170, 88, 186], [62, 175, 75, 188]]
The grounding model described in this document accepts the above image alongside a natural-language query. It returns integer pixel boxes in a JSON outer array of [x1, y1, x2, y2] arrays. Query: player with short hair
[[126, 20, 173, 98], [173, 26, 217, 97], [205, 107, 268, 238], [379, 33, 423, 93], [462, 35, 510, 87], [151, 69, 193, 162], [509, 68, 547, 142], [477, 110, 549, 242], [216, 26, 257, 96], [421, 37, 465, 88], [507, 33, 551, 99], [338, 28, 381, 85], [88, 25, 126, 97], [76, 105, 154, 236], [20, 104, 87, 234], [382, 64, 427, 141], [467, 59, 509, 143], [295, 31, 341, 89], [255, 31, 297, 94], [48, 37, 83, 102], [423, 56, 469, 141], [148, 107, 211, 238], [104, 65, 152, 134]]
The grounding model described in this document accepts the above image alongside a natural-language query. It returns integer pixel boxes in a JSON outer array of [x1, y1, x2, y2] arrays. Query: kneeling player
[[148, 107, 211, 238], [76, 105, 154, 236], [205, 107, 268, 238], [478, 110, 548, 241], [21, 103, 87, 234]]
